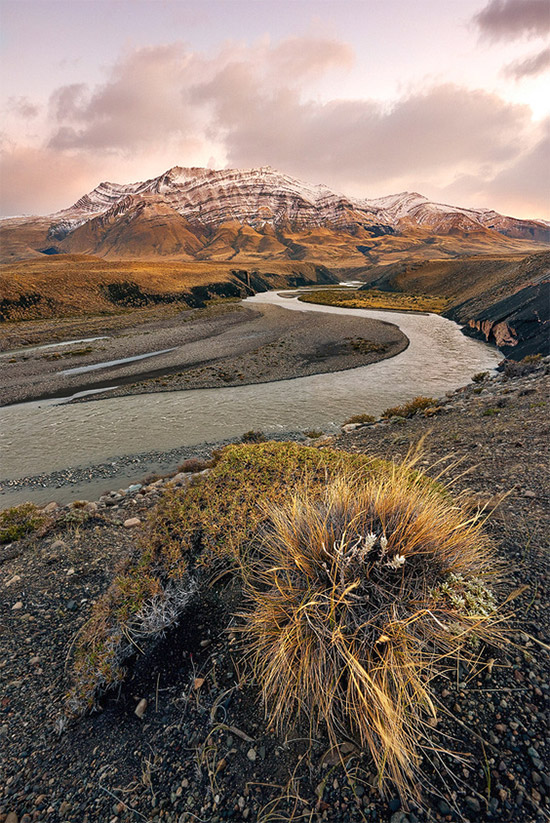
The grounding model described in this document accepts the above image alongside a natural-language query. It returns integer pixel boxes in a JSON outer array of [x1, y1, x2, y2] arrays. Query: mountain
[[1, 166, 548, 264]]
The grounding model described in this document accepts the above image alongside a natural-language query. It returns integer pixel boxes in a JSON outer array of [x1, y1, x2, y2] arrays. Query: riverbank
[[1, 359, 548, 823], [0, 301, 407, 406]]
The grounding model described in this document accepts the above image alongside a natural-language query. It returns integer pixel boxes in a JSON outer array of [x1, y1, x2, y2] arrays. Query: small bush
[[304, 429, 325, 439], [241, 458, 501, 799], [0, 503, 44, 544], [381, 396, 438, 419], [344, 413, 376, 425], [472, 371, 489, 383], [482, 407, 500, 416], [241, 429, 267, 444], [177, 457, 210, 474], [503, 353, 543, 378]]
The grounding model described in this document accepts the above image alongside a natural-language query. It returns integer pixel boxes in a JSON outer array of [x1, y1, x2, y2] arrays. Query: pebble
[[465, 796, 481, 814], [135, 698, 148, 718], [123, 517, 141, 528], [5, 575, 21, 587], [12, 601, 23, 610], [246, 747, 257, 762]]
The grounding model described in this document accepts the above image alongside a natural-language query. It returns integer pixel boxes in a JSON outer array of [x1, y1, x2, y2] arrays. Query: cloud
[[198, 76, 533, 191], [2, 34, 548, 218], [504, 45, 550, 77], [6, 97, 39, 119], [473, 0, 550, 40]]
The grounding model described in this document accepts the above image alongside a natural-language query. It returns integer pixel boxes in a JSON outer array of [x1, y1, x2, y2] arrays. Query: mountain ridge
[[1, 165, 549, 263]]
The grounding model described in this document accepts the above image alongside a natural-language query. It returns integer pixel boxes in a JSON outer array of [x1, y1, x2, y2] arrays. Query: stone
[[465, 796, 481, 814], [342, 423, 361, 433], [84, 502, 98, 513], [123, 517, 141, 528], [12, 601, 23, 610], [43, 502, 59, 514], [5, 814, 19, 823], [135, 698, 148, 719], [5, 575, 21, 587], [246, 747, 257, 762]]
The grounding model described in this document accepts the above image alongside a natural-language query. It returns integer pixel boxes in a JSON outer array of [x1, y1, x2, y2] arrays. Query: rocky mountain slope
[[1, 166, 548, 263]]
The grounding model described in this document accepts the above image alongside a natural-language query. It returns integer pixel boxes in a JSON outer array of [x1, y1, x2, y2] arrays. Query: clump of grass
[[472, 371, 489, 383], [0, 503, 45, 543], [241, 429, 267, 444], [381, 396, 438, 419], [304, 429, 325, 439], [343, 413, 376, 426], [177, 457, 211, 474], [241, 456, 502, 800]]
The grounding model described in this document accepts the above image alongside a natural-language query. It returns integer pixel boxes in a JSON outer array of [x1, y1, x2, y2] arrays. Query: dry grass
[[382, 396, 439, 419], [298, 288, 448, 314], [240, 453, 503, 801]]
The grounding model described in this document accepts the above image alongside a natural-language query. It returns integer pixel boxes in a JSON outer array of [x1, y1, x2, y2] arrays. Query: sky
[[1, 0, 549, 219]]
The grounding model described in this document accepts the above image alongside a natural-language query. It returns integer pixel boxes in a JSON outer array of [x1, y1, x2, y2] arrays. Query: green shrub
[[472, 371, 489, 383], [0, 503, 44, 543], [381, 396, 438, 419]]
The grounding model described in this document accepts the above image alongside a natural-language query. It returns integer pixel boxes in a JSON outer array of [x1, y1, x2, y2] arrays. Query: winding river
[[0, 291, 500, 494]]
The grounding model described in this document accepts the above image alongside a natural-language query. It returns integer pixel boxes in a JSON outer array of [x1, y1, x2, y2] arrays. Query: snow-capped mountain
[[49, 165, 549, 243], [2, 165, 548, 263]]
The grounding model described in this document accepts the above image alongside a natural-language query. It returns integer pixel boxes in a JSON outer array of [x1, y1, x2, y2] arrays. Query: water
[[59, 347, 176, 376], [0, 291, 500, 485]]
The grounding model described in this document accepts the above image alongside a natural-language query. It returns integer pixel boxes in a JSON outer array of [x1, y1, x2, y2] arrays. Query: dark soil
[[1, 364, 548, 823]]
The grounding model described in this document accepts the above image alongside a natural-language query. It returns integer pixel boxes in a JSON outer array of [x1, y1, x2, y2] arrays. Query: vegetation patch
[[382, 396, 439, 419], [298, 288, 448, 314], [69, 443, 386, 714], [343, 412, 377, 425], [0, 503, 45, 543]]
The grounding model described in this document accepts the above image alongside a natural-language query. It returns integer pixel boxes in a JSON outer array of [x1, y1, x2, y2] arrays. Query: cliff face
[[457, 281, 550, 359]]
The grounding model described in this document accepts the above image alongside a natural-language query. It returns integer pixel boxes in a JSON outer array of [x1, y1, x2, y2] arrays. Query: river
[[0, 290, 501, 504]]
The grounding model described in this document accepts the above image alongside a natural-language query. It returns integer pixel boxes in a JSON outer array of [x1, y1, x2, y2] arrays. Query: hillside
[[357, 249, 550, 359], [0, 256, 337, 322]]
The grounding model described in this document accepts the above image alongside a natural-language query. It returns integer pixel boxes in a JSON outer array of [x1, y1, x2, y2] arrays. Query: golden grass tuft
[[240, 455, 502, 800]]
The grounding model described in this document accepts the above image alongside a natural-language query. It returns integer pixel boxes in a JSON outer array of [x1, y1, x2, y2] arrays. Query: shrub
[[343, 413, 376, 425], [240, 429, 267, 444], [241, 458, 501, 800], [381, 396, 438, 419], [177, 457, 211, 474], [472, 371, 489, 383], [304, 429, 325, 439], [0, 503, 44, 544]]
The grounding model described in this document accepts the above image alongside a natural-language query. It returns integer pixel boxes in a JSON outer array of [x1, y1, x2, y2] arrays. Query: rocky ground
[[0, 302, 406, 406], [0, 360, 548, 823]]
